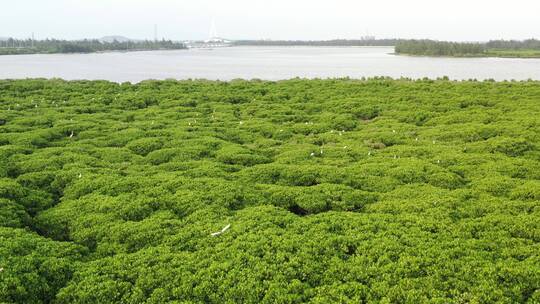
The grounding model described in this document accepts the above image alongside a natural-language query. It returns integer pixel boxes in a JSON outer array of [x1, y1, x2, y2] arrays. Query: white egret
[[211, 224, 231, 236]]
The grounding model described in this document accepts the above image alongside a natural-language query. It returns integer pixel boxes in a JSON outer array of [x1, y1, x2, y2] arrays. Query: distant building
[[361, 35, 376, 41], [184, 38, 232, 49], [204, 37, 232, 44]]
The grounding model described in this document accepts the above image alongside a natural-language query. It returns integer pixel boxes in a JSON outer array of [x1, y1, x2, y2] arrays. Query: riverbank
[[0, 47, 188, 56], [396, 49, 540, 59], [0, 39, 186, 56], [394, 39, 540, 59], [485, 49, 540, 58]]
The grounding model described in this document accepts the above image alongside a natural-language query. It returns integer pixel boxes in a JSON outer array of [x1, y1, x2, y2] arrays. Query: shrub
[[125, 138, 164, 156]]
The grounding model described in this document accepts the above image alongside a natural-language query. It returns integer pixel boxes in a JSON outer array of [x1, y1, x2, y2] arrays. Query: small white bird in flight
[[211, 224, 231, 237]]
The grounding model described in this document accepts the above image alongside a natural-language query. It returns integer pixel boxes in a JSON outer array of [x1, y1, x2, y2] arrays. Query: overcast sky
[[2, 0, 539, 41]]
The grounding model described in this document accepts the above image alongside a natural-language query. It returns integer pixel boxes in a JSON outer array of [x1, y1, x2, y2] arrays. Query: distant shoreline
[[0, 47, 188, 56], [394, 39, 540, 59], [3, 37, 538, 59], [3, 46, 540, 59], [394, 52, 540, 59], [0, 38, 187, 56]]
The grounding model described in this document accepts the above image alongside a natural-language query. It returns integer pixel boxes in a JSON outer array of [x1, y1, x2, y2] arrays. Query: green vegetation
[[395, 40, 486, 57], [0, 39, 186, 55], [1, 78, 540, 303], [395, 39, 540, 58], [485, 49, 540, 58]]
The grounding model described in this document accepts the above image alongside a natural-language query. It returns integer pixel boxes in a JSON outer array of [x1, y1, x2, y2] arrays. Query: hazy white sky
[[2, 0, 539, 41]]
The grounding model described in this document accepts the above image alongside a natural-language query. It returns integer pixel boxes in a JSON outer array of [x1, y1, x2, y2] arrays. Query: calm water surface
[[1, 46, 540, 82]]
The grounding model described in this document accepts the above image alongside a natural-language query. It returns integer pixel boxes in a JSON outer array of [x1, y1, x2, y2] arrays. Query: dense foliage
[[395, 40, 486, 57], [0, 78, 539, 303], [0, 39, 186, 55], [395, 39, 540, 58], [486, 39, 540, 50]]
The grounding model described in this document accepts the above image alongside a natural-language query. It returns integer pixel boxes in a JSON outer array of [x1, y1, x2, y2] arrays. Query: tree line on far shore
[[395, 39, 540, 57], [0, 38, 186, 55], [2, 36, 539, 57], [233, 39, 399, 47]]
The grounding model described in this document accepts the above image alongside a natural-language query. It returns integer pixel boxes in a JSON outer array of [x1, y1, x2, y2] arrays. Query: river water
[[1, 46, 540, 82]]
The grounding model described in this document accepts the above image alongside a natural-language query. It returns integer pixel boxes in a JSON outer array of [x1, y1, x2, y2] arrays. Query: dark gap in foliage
[[288, 204, 308, 216]]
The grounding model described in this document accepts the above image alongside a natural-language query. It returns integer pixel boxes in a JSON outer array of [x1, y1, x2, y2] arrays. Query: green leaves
[[126, 137, 164, 156], [0, 79, 539, 303], [0, 227, 86, 304]]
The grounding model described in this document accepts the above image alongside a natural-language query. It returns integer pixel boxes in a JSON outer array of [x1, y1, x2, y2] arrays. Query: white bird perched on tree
[[69, 131, 74, 138], [211, 224, 231, 237], [310, 152, 315, 157]]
